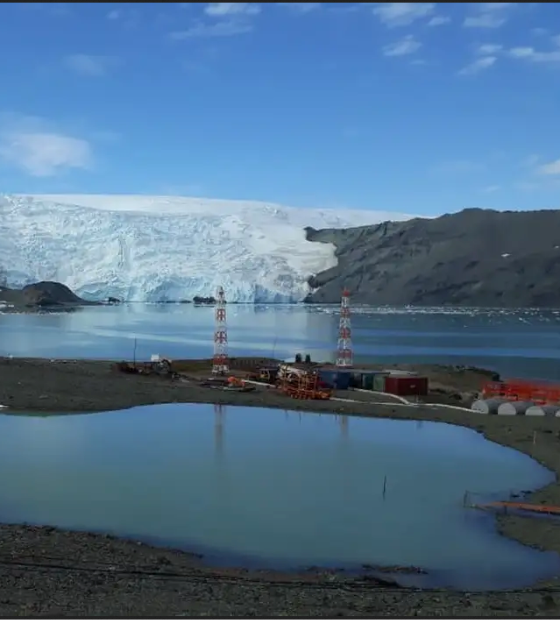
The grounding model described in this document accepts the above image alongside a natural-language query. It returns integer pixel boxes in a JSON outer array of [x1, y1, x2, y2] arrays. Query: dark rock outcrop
[[193, 296, 217, 305], [0, 281, 99, 309], [304, 208, 560, 307]]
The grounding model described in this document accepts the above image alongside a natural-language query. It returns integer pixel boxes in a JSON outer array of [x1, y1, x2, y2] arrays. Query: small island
[[0, 281, 100, 311]]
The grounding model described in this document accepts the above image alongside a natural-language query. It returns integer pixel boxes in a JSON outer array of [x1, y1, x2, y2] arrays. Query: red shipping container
[[384, 375, 428, 397]]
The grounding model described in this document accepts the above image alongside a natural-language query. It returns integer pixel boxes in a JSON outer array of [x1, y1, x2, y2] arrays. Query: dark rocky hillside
[[0, 281, 99, 309], [304, 208, 560, 307]]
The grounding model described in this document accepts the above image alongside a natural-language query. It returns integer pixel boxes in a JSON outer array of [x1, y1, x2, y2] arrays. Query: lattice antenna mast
[[336, 288, 353, 368], [212, 286, 229, 375]]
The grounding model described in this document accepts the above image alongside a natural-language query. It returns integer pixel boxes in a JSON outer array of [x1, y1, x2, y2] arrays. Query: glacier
[[0, 194, 416, 303]]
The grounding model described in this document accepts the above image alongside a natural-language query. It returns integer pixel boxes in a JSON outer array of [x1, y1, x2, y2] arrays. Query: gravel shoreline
[[2, 356, 560, 616]]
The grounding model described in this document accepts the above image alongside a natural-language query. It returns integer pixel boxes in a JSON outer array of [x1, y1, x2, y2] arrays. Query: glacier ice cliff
[[0, 194, 415, 303]]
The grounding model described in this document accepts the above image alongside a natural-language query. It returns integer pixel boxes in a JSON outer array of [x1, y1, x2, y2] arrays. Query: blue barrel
[[335, 370, 351, 390], [318, 369, 338, 388], [318, 369, 351, 390]]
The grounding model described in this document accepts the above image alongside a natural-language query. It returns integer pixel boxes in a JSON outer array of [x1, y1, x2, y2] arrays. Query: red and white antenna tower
[[336, 288, 353, 368], [212, 286, 229, 375]]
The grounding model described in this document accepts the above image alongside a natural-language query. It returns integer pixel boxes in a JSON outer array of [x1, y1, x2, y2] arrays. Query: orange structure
[[227, 376, 246, 388], [476, 501, 560, 516], [482, 379, 560, 406], [278, 369, 332, 400]]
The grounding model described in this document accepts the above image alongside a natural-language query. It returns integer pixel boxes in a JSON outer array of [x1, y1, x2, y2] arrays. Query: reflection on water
[[214, 403, 224, 462], [0, 403, 558, 590], [0, 304, 334, 361]]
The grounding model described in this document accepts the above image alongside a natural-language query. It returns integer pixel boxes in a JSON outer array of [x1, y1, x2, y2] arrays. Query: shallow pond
[[0, 404, 558, 589]]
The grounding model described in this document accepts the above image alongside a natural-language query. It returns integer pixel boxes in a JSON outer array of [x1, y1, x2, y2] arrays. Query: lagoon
[[0, 403, 557, 589]]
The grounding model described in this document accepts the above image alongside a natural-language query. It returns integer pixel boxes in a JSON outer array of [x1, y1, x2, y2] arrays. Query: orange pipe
[[481, 501, 560, 515]]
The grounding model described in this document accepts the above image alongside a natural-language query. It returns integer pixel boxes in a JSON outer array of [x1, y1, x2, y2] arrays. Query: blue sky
[[0, 2, 559, 216]]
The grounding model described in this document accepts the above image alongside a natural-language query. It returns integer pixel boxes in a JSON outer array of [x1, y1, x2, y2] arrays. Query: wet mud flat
[[3, 357, 560, 614]]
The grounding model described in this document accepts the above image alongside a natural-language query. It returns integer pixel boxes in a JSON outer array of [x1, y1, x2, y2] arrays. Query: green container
[[373, 373, 388, 392], [361, 373, 375, 390]]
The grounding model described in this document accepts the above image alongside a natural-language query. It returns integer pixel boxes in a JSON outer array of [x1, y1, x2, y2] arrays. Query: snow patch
[[0, 194, 416, 303]]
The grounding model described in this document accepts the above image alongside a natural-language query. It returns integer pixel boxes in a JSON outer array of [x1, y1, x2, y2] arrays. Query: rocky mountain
[[304, 208, 560, 308], [0, 281, 99, 310]]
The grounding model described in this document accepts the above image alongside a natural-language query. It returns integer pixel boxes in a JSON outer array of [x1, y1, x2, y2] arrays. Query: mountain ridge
[[304, 208, 560, 307]]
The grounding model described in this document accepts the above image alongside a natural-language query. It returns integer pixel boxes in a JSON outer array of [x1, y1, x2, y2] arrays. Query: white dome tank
[[526, 404, 560, 417], [497, 401, 534, 416], [471, 398, 508, 414]]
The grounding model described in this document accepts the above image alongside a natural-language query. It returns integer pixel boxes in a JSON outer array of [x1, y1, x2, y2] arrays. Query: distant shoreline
[[6, 300, 560, 314], [3, 278, 560, 310], [2, 356, 560, 614]]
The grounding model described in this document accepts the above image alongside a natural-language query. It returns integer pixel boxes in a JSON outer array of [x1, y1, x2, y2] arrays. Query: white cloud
[[427, 15, 450, 26], [508, 45, 560, 63], [458, 55, 497, 75], [0, 120, 92, 178], [373, 3, 435, 28], [170, 19, 252, 39], [538, 159, 560, 176], [464, 14, 505, 28], [171, 3, 259, 38], [63, 54, 118, 77], [505, 32, 560, 63], [204, 3, 260, 16], [463, 3, 514, 29], [383, 35, 421, 57], [476, 43, 503, 55], [276, 3, 321, 14], [482, 185, 501, 193]]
